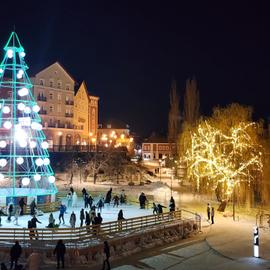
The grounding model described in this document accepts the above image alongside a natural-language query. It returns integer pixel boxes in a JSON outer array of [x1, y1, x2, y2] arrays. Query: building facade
[[31, 62, 99, 149]]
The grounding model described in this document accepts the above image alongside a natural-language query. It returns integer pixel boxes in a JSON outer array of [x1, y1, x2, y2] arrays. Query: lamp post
[[159, 159, 162, 182], [171, 166, 175, 197]]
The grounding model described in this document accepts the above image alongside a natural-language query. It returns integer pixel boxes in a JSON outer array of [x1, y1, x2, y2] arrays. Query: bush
[[128, 181, 135, 186]]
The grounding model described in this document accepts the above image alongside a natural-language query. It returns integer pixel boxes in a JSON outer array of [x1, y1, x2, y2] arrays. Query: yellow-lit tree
[[184, 104, 263, 203]]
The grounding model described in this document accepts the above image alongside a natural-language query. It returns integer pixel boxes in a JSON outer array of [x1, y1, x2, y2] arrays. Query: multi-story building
[[31, 62, 99, 148], [74, 81, 99, 145]]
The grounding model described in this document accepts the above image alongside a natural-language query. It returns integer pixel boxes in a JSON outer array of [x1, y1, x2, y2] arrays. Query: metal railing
[[0, 209, 201, 249]]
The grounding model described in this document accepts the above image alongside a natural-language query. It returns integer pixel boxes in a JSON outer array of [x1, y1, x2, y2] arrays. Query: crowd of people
[[0, 187, 178, 269]]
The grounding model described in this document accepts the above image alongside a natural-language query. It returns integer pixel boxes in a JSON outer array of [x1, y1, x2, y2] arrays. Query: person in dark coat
[[10, 241, 22, 270], [211, 207, 215, 224], [59, 204, 66, 225], [70, 187, 74, 195], [81, 188, 86, 197], [157, 204, 166, 214], [54, 240, 66, 269], [7, 202, 14, 222], [113, 195, 119, 208], [88, 195, 94, 209], [18, 198, 26, 216], [30, 199, 36, 216], [31, 215, 41, 240], [85, 211, 91, 232], [102, 241, 110, 270], [104, 188, 112, 204], [207, 203, 211, 221], [80, 209, 85, 227], [117, 210, 125, 231], [153, 203, 158, 215], [97, 198, 104, 213], [120, 190, 126, 204], [84, 193, 89, 208], [169, 196, 175, 212], [139, 193, 147, 209]]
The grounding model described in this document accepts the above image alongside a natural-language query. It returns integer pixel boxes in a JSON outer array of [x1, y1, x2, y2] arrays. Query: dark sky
[[0, 1, 270, 137]]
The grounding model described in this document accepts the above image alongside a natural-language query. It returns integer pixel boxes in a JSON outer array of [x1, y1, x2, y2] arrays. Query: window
[[49, 93, 53, 100], [66, 96, 69, 101], [159, 154, 162, 159], [49, 80, 53, 87], [57, 81, 62, 89], [40, 79, 44, 86], [57, 105, 61, 113], [58, 94, 61, 101], [66, 84, 70, 90], [49, 106, 53, 112]]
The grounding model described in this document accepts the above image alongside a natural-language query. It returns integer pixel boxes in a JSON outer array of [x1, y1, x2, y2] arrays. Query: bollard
[[253, 226, 259, 258]]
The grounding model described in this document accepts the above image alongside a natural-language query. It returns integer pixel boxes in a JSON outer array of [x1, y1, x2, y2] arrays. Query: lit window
[[49, 80, 53, 87], [49, 93, 53, 99], [57, 105, 61, 113], [58, 94, 61, 101], [57, 81, 62, 89], [66, 84, 70, 90], [49, 106, 53, 112], [40, 79, 44, 86]]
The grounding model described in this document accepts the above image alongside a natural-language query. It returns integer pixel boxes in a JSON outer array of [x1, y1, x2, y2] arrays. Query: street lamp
[[159, 159, 162, 182]]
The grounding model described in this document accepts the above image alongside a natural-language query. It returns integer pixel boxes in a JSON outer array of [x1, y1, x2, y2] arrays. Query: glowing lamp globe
[[19, 140, 27, 148], [48, 176, 55, 183], [24, 107, 31, 114], [19, 51, 26, 57], [35, 158, 43, 166], [2, 106, 10, 114], [0, 159, 7, 167], [29, 141, 37, 148], [34, 174, 41, 181], [16, 157, 24, 165], [18, 103, 25, 111], [31, 122, 42, 131], [18, 87, 29, 97], [21, 177, 30, 186], [41, 141, 49, 149], [0, 141, 7, 148], [32, 105, 40, 113], [17, 73, 22, 79], [7, 49, 13, 58], [43, 158, 50, 166], [0, 68, 3, 74], [0, 174, 4, 181], [3, 121, 12, 129]]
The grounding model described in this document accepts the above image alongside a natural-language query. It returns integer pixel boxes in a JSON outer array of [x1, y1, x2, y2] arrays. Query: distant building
[[97, 123, 134, 152], [142, 136, 176, 161], [31, 62, 99, 148]]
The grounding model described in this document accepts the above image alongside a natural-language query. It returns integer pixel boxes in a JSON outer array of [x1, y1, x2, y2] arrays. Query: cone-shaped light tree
[[0, 32, 57, 204]]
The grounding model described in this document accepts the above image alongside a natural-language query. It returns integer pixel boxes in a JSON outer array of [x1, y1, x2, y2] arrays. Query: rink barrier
[[0, 209, 201, 249]]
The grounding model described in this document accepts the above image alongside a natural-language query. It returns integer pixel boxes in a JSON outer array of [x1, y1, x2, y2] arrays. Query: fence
[[0, 209, 200, 250]]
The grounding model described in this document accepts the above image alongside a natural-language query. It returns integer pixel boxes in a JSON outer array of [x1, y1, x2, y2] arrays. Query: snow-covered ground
[[0, 196, 153, 229]]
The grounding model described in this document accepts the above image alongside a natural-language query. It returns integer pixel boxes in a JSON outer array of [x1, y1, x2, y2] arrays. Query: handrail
[[0, 209, 201, 249]]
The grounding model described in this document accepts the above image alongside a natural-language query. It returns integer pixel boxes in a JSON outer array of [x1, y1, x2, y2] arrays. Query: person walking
[[53, 240, 66, 269], [59, 204, 66, 225], [104, 188, 112, 204], [47, 213, 55, 228], [80, 208, 85, 227], [7, 202, 14, 222], [97, 198, 104, 213], [84, 192, 89, 209], [10, 241, 22, 270], [102, 241, 110, 270], [207, 203, 211, 221], [13, 207, 20, 226], [139, 193, 147, 209], [152, 203, 158, 215], [30, 199, 37, 216], [69, 211, 76, 228], [88, 195, 94, 209], [31, 215, 42, 240], [18, 198, 26, 216], [169, 196, 175, 212], [117, 210, 125, 231], [113, 195, 119, 208], [66, 192, 72, 208], [211, 207, 215, 224]]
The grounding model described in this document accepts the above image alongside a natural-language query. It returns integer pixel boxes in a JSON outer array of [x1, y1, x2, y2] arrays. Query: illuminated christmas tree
[[0, 32, 57, 205]]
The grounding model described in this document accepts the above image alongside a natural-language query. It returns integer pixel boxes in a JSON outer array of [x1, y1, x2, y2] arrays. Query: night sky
[[0, 1, 270, 137]]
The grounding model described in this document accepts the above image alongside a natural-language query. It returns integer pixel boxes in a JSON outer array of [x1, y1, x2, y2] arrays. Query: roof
[[143, 133, 168, 143], [35, 61, 75, 82]]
